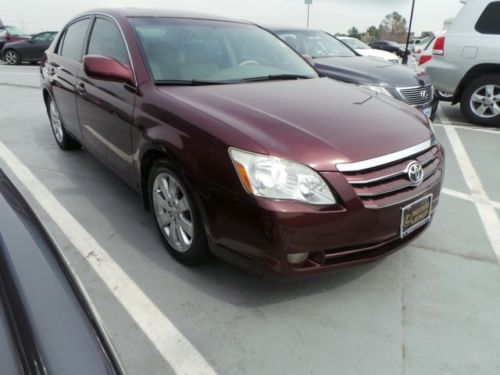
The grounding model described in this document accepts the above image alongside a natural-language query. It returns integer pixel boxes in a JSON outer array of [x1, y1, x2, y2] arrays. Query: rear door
[[49, 18, 91, 141], [76, 16, 136, 186], [24, 32, 55, 60]]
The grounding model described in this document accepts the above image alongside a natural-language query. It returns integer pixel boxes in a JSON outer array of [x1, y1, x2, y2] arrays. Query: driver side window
[[87, 17, 129, 67]]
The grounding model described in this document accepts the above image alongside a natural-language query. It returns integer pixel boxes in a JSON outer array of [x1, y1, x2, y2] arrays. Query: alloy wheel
[[4, 50, 19, 65], [49, 100, 64, 143], [470, 84, 500, 118], [152, 172, 194, 253]]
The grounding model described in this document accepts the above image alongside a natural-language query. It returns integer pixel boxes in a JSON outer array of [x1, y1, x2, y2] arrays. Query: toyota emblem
[[407, 161, 424, 185]]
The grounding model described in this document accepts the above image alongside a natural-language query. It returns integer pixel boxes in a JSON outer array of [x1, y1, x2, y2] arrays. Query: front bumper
[[202, 145, 445, 280]]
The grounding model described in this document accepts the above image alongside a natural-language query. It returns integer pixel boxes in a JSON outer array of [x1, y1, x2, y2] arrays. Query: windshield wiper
[[155, 79, 230, 86], [241, 74, 313, 82]]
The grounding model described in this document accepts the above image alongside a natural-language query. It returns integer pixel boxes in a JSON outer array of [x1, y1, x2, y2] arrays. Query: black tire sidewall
[[148, 160, 210, 266], [461, 75, 500, 127]]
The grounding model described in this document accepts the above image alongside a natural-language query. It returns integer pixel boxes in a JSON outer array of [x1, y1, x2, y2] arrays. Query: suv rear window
[[475, 1, 500, 34]]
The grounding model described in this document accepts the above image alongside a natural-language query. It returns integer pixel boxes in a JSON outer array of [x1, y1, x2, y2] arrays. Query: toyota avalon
[[40, 9, 444, 279]]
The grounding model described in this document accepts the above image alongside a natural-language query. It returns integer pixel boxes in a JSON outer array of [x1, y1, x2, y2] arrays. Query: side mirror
[[83, 55, 134, 85], [302, 54, 315, 67]]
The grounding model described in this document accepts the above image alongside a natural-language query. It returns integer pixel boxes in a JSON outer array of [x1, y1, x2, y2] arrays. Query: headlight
[[357, 84, 393, 97], [229, 148, 336, 205]]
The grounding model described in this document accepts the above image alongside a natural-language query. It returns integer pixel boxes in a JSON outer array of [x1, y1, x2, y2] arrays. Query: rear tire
[[47, 98, 81, 150], [460, 75, 500, 127], [148, 159, 211, 266], [4, 49, 20, 65]]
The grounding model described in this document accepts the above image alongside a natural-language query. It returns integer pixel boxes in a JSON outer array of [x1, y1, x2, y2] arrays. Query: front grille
[[340, 144, 442, 208], [397, 84, 434, 106]]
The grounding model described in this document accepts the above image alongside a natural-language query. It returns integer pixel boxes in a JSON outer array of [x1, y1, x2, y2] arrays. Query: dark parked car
[[1, 31, 57, 64], [0, 169, 122, 374], [270, 28, 438, 120], [370, 40, 407, 58], [41, 9, 444, 279], [0, 25, 29, 50]]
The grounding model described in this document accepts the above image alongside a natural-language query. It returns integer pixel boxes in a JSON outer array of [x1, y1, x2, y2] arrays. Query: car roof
[[266, 26, 321, 32], [75, 8, 250, 24]]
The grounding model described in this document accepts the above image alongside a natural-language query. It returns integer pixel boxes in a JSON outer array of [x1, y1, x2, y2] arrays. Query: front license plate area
[[400, 194, 433, 238]]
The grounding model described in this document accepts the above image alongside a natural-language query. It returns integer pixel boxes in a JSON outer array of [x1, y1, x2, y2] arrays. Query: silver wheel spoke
[[493, 104, 500, 116], [476, 104, 488, 115], [176, 197, 188, 213], [486, 85, 495, 97], [471, 93, 484, 103], [179, 215, 193, 238]]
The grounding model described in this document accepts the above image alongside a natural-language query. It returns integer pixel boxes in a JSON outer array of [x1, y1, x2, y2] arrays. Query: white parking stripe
[[0, 141, 217, 375], [0, 72, 38, 75], [433, 122, 500, 135], [440, 112, 500, 261], [442, 188, 500, 210]]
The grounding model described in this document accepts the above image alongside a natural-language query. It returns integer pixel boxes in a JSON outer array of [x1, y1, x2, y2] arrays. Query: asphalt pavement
[[0, 63, 499, 375]]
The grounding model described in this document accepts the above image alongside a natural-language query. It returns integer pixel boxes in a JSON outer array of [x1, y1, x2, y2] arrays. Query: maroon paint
[[41, 9, 444, 279]]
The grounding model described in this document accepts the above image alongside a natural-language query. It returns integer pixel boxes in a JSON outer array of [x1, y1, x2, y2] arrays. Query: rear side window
[[87, 18, 129, 66], [59, 18, 91, 62], [475, 1, 500, 34]]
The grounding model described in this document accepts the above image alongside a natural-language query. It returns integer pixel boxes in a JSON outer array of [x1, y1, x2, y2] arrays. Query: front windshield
[[275, 30, 356, 58], [341, 38, 370, 50], [129, 18, 318, 83], [5, 26, 24, 36]]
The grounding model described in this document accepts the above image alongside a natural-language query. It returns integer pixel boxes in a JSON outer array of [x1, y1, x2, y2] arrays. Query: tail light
[[419, 55, 432, 65], [432, 36, 445, 56]]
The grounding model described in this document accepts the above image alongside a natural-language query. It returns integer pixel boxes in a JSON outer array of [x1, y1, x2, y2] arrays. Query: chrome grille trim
[[348, 154, 437, 185], [336, 138, 436, 172], [397, 84, 434, 106]]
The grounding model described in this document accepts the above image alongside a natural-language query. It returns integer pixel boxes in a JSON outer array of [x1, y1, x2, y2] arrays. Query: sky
[[2, 0, 464, 35]]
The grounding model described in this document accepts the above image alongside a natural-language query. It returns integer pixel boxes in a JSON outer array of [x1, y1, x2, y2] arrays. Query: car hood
[[356, 48, 400, 62], [314, 56, 430, 88], [158, 78, 432, 171]]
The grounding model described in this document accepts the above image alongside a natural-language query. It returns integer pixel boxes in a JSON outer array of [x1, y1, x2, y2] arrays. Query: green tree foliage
[[379, 11, 408, 34], [347, 26, 361, 39]]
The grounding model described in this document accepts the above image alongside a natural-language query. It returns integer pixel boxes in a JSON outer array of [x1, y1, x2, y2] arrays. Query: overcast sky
[[3, 0, 463, 35]]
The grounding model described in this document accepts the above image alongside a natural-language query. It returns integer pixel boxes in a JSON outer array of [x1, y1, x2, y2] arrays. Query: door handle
[[76, 83, 86, 96]]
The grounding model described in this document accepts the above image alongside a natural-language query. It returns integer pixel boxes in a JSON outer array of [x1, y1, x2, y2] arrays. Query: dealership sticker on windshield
[[400, 194, 432, 238]]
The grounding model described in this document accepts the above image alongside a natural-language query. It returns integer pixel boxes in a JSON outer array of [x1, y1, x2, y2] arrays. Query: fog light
[[287, 253, 308, 265]]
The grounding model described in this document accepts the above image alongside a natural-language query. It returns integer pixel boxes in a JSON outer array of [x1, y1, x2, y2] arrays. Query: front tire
[[435, 91, 453, 102], [148, 160, 211, 266], [460, 75, 500, 127], [47, 98, 81, 150], [4, 49, 20, 65]]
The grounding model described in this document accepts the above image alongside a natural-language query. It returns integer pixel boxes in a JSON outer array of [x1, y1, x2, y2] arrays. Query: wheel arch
[[453, 64, 500, 104]]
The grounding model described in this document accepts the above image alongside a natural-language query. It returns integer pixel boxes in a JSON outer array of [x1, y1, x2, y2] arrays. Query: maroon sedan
[[40, 9, 444, 279]]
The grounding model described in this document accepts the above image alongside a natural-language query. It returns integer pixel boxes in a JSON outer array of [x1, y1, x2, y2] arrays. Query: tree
[[379, 11, 408, 34], [347, 26, 361, 39], [366, 25, 379, 41]]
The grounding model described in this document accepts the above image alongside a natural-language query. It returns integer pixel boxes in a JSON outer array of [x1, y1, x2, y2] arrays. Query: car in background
[[337, 36, 400, 64], [369, 40, 406, 58], [0, 169, 123, 375], [271, 27, 438, 120], [425, 0, 500, 126], [0, 31, 57, 64], [415, 32, 453, 101], [41, 9, 443, 279], [0, 25, 29, 50]]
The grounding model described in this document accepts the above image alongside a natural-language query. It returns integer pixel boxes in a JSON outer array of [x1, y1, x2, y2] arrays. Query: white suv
[[425, 0, 500, 126]]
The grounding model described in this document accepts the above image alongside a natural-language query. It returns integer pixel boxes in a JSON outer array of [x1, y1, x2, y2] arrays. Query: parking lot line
[[442, 188, 500, 210], [0, 140, 217, 375], [440, 112, 500, 262], [433, 122, 500, 135]]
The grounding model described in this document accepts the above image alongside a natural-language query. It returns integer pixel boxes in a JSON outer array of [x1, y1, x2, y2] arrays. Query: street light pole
[[305, 0, 312, 28], [403, 0, 416, 65]]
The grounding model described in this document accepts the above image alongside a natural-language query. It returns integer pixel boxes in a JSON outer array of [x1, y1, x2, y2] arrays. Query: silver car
[[425, 0, 500, 126]]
